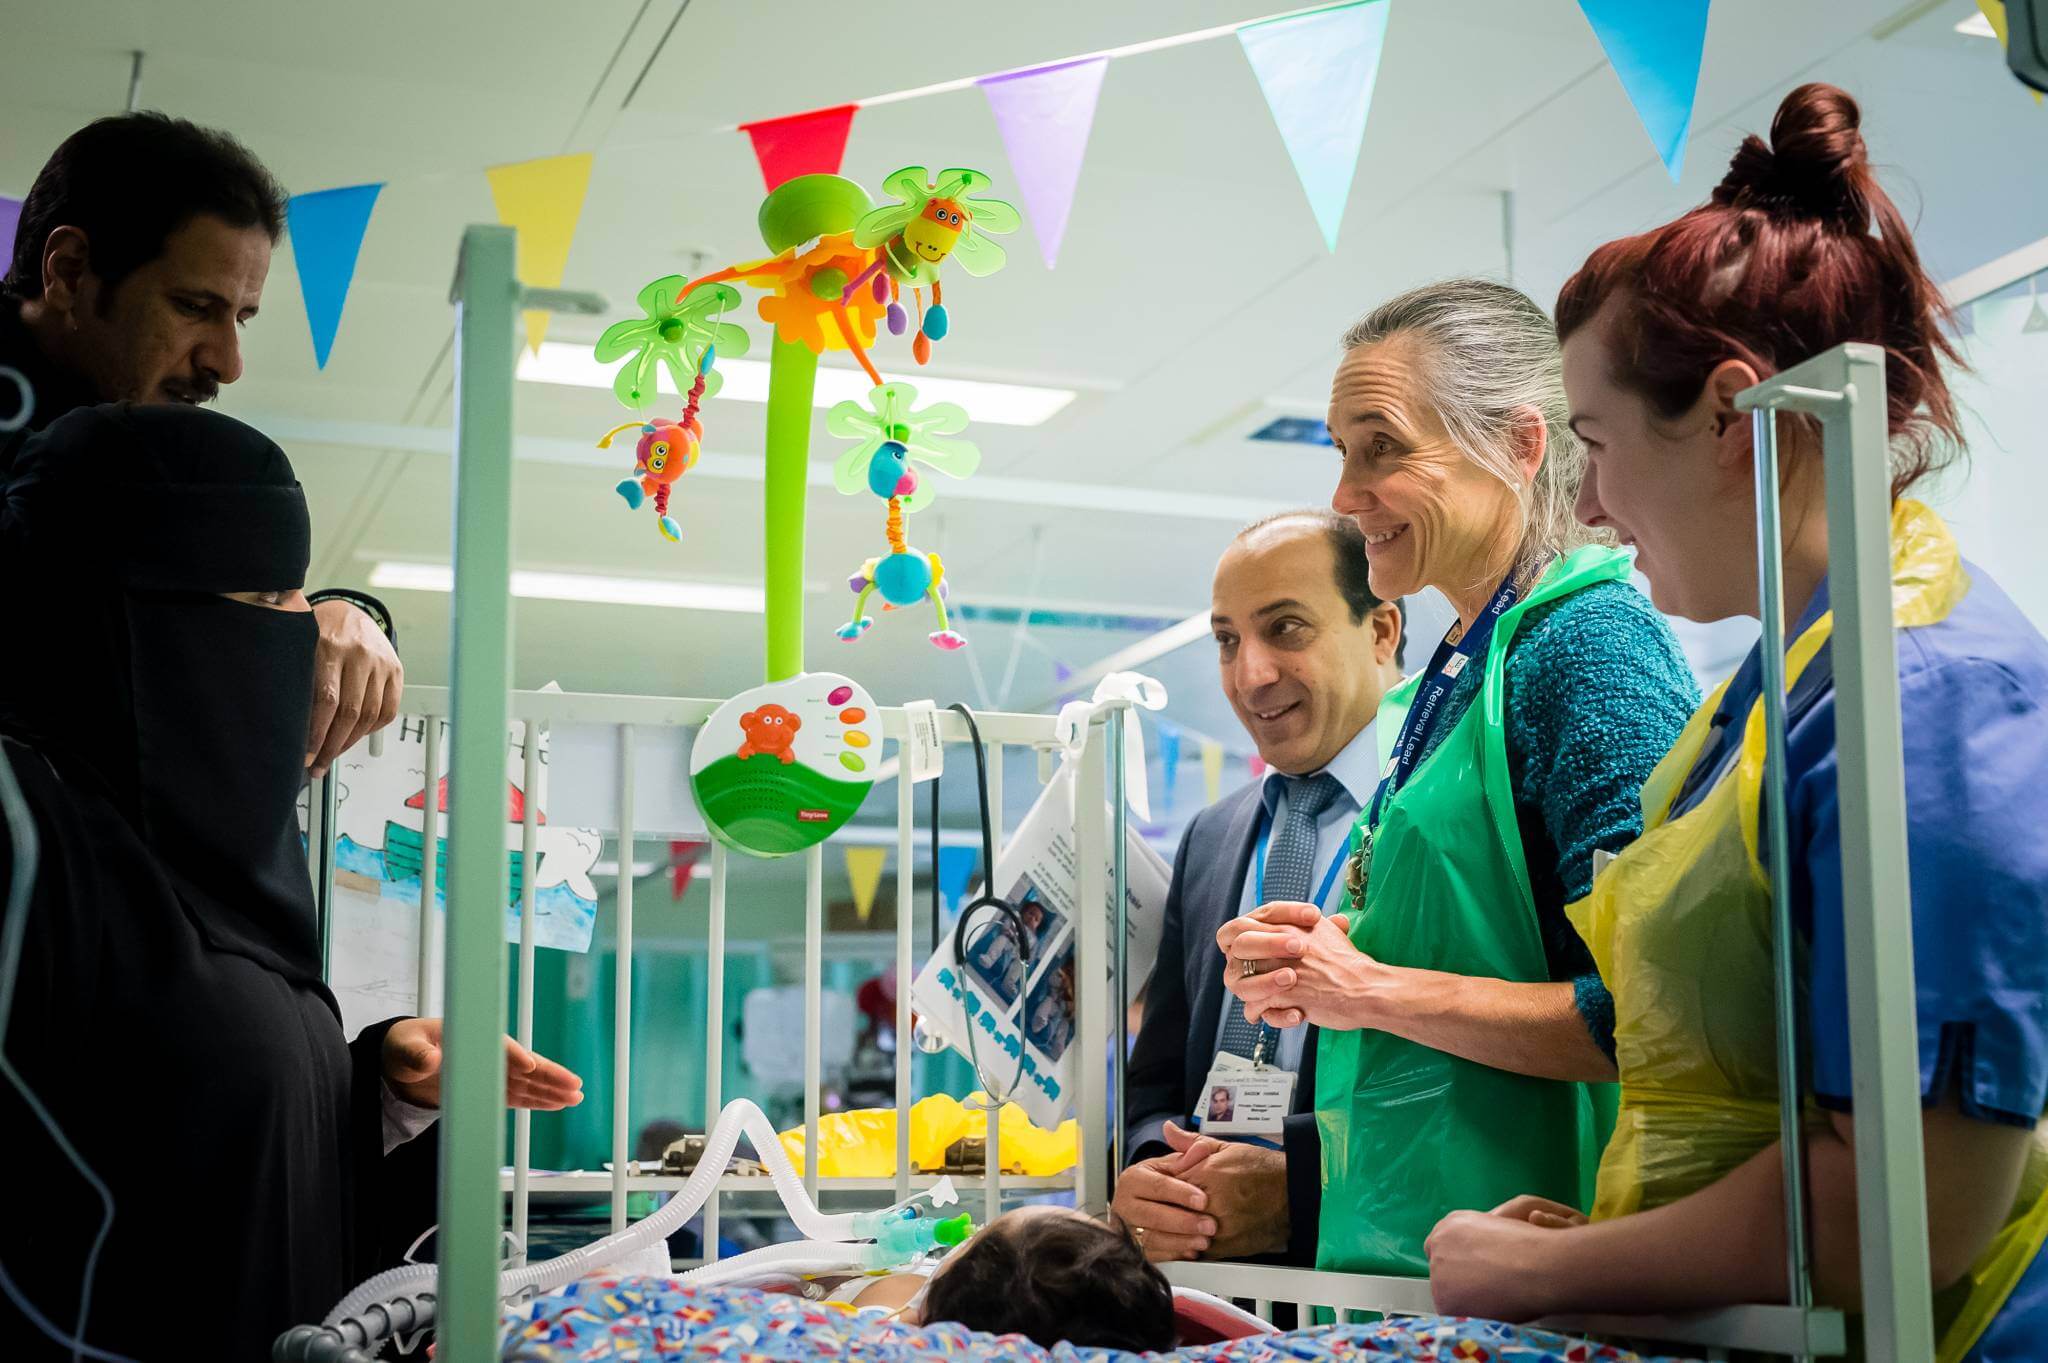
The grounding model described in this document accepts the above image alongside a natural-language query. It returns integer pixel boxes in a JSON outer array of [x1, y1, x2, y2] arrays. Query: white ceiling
[[4, 0, 2044, 760]]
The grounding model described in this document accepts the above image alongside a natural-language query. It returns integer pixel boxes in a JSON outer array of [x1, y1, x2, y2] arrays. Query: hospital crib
[[305, 686, 1133, 1255], [317, 224, 1937, 1363]]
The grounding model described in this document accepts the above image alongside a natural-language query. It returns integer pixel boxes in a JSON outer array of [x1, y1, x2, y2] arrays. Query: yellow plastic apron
[[1567, 500, 2048, 1361]]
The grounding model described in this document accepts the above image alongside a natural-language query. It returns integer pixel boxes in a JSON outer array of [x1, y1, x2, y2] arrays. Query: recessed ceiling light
[[368, 561, 765, 613], [1956, 11, 1997, 37], [516, 342, 1076, 427]]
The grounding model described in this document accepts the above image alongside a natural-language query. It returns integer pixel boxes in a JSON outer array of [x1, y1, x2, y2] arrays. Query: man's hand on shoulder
[[308, 597, 403, 776]]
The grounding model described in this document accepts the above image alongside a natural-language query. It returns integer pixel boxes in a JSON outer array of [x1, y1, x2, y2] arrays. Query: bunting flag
[[485, 152, 594, 355], [738, 105, 857, 191], [979, 58, 1108, 269], [669, 839, 705, 901], [1238, 0, 1390, 251], [1248, 755, 1268, 780], [1975, 1, 2045, 104], [0, 196, 20, 276], [1200, 740, 1224, 804], [845, 846, 887, 923], [936, 845, 980, 919], [1156, 723, 1182, 813], [285, 184, 382, 369], [1576, 0, 1712, 180]]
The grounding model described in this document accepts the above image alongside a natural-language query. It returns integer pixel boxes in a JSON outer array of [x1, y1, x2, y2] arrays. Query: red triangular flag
[[738, 105, 857, 191], [670, 839, 706, 901], [403, 777, 546, 824]]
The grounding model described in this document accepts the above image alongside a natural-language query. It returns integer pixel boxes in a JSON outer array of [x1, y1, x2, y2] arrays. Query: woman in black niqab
[[0, 405, 471, 1360]]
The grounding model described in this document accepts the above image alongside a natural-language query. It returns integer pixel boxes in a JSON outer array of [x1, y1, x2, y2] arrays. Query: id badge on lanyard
[[1203, 812, 1347, 1136], [1345, 572, 1521, 906], [1199, 1049, 1298, 1135]]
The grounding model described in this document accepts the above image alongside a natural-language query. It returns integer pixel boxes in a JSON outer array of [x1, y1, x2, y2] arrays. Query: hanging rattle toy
[[598, 356, 708, 542], [592, 274, 749, 542], [826, 381, 981, 651], [841, 167, 1019, 366]]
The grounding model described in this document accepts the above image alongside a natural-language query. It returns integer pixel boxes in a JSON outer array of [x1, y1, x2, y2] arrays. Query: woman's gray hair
[[1340, 278, 1609, 568]]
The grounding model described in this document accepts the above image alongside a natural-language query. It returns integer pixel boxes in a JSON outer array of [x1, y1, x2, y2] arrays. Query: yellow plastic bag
[[777, 1092, 1077, 1178]]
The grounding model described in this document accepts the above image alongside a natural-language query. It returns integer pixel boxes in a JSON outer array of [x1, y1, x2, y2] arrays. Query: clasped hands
[[1108, 1122, 1288, 1263], [1215, 900, 1384, 1032]]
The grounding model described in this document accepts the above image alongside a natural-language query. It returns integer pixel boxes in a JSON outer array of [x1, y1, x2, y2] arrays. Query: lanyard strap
[[1238, 802, 1349, 1070], [1252, 814, 1349, 908], [1367, 571, 1521, 831]]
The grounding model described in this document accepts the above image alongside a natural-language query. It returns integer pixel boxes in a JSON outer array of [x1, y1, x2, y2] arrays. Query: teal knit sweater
[[1407, 577, 1699, 1059]]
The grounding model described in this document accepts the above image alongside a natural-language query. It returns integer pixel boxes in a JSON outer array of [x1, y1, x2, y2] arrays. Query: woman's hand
[[1487, 1194, 1589, 1230], [1424, 1203, 1579, 1321], [382, 1017, 584, 1111], [1216, 901, 1383, 1030]]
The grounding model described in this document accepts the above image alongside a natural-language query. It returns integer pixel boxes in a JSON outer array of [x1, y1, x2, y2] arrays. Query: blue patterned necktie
[[1218, 772, 1345, 1062]]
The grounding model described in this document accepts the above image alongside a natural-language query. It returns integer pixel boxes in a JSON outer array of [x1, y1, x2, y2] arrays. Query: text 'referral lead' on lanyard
[[1344, 572, 1523, 906]]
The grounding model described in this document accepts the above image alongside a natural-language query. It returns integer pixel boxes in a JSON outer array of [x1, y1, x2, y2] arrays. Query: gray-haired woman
[[1212, 279, 1698, 1278]]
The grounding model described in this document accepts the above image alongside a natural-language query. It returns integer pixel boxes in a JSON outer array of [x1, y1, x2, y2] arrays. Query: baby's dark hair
[[920, 1211, 1176, 1352]]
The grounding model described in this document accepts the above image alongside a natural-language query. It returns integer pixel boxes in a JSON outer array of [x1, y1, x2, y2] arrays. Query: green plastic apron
[[1314, 545, 1627, 1276]]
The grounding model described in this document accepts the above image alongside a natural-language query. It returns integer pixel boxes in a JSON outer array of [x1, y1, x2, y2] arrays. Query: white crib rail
[[313, 685, 1123, 1267], [1162, 1263, 1846, 1360]]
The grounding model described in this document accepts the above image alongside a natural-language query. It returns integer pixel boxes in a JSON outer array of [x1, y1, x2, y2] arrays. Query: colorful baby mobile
[[593, 276, 749, 542], [827, 381, 981, 652], [589, 163, 1014, 653], [843, 167, 1020, 365]]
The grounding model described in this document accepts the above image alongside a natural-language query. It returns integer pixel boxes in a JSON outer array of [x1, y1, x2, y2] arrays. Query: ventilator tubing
[[322, 1098, 878, 1329], [677, 1208, 972, 1287], [677, 1240, 867, 1288]]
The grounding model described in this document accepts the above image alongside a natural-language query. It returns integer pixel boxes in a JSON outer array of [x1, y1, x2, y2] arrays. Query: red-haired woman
[[1423, 83, 2048, 1361]]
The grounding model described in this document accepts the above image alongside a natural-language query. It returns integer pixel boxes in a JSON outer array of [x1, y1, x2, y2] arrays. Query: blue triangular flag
[[1156, 723, 1181, 813], [1577, 0, 1712, 181], [936, 845, 980, 921], [1238, 0, 1390, 252], [286, 183, 382, 368]]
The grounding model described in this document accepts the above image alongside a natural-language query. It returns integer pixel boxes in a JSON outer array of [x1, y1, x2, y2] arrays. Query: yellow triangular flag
[[485, 152, 595, 354], [1977, 1, 2045, 104], [845, 846, 887, 923], [1199, 740, 1224, 805]]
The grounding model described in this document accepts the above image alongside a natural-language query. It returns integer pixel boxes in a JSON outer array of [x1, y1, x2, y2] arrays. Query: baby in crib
[[793, 1205, 1178, 1352]]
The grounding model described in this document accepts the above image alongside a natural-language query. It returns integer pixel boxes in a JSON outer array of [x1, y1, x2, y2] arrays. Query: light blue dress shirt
[[1209, 719, 1380, 1074]]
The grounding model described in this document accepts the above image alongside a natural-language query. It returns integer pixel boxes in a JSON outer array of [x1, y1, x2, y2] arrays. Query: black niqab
[[1, 401, 322, 981], [0, 404, 424, 1361]]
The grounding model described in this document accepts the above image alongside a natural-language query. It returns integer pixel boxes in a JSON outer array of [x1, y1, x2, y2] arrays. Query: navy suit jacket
[[1125, 781, 1322, 1266]]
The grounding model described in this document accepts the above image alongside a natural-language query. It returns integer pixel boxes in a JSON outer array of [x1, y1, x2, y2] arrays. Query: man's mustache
[[161, 379, 220, 404]]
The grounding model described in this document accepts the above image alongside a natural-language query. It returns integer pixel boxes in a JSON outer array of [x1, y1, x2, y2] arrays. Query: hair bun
[[1712, 82, 1869, 227]]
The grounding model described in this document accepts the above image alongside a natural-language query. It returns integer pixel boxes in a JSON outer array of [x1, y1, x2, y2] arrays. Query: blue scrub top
[[1671, 557, 2048, 1358]]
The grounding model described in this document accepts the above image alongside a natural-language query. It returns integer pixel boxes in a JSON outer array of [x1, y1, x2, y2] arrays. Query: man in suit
[[1111, 508, 1404, 1265]]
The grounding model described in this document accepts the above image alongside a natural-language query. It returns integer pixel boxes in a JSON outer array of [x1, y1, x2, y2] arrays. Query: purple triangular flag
[[980, 57, 1107, 270], [0, 197, 22, 277]]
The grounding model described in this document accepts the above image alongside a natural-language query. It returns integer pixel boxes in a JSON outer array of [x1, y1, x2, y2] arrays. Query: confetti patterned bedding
[[500, 1276, 1700, 1362]]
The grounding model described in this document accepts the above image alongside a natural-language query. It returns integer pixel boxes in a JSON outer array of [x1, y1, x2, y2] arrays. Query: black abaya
[[0, 405, 426, 1361]]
